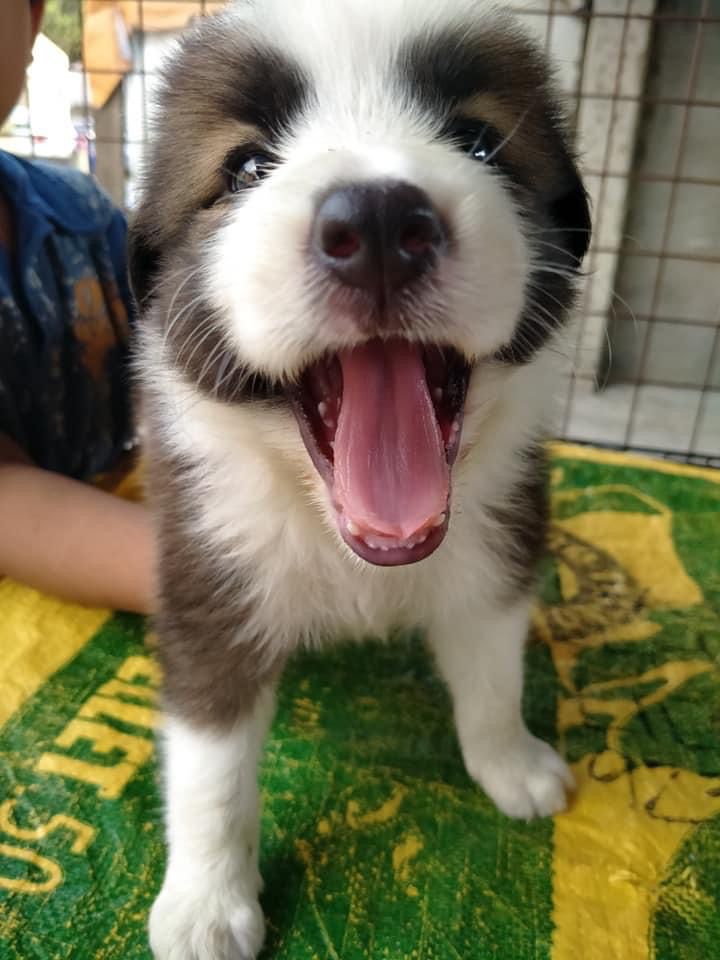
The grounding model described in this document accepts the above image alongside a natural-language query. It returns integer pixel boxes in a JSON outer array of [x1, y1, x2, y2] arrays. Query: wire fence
[[6, 0, 718, 465]]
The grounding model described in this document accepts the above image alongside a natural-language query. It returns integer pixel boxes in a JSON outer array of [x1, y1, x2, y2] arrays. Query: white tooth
[[323, 417, 335, 429], [416, 533, 428, 545], [433, 388, 443, 402], [329, 440, 335, 450], [318, 401, 328, 417], [432, 513, 446, 528], [347, 520, 360, 536], [380, 545, 390, 552]]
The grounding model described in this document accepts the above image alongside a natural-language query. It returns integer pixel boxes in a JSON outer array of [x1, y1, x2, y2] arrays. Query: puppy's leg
[[429, 597, 572, 819], [149, 687, 274, 960], [143, 440, 289, 959]]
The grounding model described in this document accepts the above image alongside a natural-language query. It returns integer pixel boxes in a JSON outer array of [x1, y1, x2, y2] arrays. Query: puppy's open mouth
[[288, 339, 470, 565]]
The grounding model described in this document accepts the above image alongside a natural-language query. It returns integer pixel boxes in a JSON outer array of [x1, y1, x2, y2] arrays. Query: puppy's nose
[[312, 181, 446, 299]]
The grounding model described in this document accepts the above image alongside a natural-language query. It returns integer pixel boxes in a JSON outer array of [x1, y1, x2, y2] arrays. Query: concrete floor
[[557, 378, 720, 465]]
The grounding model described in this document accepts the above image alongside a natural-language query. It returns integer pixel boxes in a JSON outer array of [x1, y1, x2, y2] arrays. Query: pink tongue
[[334, 340, 448, 540]]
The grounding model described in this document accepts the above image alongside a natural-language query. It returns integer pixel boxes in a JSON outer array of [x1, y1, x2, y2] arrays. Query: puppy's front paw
[[149, 882, 265, 960], [466, 731, 574, 820]]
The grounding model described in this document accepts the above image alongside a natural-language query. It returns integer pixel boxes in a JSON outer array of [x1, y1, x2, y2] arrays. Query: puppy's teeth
[[323, 418, 335, 429], [329, 440, 335, 450], [380, 546, 390, 552], [431, 513, 446, 528], [347, 520, 360, 537], [318, 401, 328, 418]]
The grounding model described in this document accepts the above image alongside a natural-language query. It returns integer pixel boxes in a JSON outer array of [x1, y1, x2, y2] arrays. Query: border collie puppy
[[129, 1, 591, 956]]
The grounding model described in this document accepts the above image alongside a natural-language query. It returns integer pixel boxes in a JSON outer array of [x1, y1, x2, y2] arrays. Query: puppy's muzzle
[[312, 180, 447, 322]]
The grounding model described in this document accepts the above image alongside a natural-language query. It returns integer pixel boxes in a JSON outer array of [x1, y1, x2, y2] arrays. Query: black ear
[[550, 166, 592, 265], [128, 219, 162, 309]]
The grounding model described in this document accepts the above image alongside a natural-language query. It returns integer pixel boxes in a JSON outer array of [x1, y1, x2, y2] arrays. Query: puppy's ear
[[128, 214, 162, 308], [550, 161, 592, 265]]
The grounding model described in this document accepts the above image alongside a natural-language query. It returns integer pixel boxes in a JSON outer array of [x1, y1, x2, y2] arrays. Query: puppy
[[129, 1, 591, 956]]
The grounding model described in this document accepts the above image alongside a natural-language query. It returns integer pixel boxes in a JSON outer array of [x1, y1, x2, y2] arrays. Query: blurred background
[[5, 0, 718, 465]]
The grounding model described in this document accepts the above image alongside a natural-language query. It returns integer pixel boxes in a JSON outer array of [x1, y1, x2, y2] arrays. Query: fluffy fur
[[129, 2, 591, 957]]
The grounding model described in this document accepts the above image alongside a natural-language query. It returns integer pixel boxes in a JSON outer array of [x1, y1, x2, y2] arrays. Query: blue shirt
[[0, 151, 135, 479]]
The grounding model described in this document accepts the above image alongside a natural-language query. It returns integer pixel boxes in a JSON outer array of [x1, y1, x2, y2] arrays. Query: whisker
[[162, 267, 203, 348], [140, 264, 197, 308], [528, 238, 584, 265], [523, 296, 563, 333], [599, 321, 613, 390], [213, 352, 240, 399], [196, 337, 229, 388], [531, 264, 579, 282], [524, 279, 575, 316], [608, 288, 639, 331], [180, 313, 224, 375], [483, 100, 536, 165], [525, 226, 597, 235], [163, 291, 209, 357]]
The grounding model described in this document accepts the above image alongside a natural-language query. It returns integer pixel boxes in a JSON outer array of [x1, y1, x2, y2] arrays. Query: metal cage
[[7, 0, 718, 465]]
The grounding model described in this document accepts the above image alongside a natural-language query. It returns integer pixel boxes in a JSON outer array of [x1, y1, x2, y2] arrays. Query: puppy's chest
[[241, 515, 427, 639], [194, 485, 461, 641], [167, 413, 502, 641]]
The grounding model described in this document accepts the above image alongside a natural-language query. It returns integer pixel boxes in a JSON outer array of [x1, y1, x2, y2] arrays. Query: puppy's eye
[[223, 150, 275, 193], [447, 121, 503, 165]]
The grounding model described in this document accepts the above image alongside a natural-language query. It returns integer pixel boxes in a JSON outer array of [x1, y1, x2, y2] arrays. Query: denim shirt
[[0, 151, 135, 479]]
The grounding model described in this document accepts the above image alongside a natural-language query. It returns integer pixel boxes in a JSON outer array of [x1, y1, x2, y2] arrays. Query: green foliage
[[41, 0, 82, 63]]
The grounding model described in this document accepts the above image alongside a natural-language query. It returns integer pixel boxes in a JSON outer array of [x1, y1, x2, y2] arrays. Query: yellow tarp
[[1, 444, 719, 958]]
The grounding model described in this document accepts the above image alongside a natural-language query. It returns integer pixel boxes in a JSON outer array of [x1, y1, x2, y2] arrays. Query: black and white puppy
[[129, 1, 591, 957]]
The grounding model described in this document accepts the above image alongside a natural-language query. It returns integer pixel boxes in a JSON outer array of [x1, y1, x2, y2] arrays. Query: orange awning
[[82, 1, 226, 109]]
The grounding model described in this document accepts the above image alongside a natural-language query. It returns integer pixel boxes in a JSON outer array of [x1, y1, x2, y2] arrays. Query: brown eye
[[223, 150, 275, 193]]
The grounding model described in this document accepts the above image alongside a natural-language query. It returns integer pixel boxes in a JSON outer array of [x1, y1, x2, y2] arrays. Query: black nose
[[312, 181, 446, 301]]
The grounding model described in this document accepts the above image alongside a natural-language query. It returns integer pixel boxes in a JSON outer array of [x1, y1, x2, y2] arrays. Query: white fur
[[149, 690, 274, 960], [210, 143, 527, 379], [208, 2, 528, 380], [146, 2, 573, 957], [428, 597, 573, 819], [146, 350, 570, 960]]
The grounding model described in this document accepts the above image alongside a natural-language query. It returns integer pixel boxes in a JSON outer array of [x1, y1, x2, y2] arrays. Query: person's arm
[[0, 434, 156, 614]]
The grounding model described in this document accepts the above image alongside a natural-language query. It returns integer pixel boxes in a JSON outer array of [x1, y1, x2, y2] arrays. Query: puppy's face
[[131, 0, 590, 567]]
